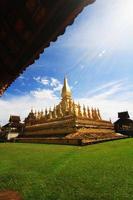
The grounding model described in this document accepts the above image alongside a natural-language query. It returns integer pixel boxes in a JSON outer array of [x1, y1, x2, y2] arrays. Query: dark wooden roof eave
[[0, 0, 95, 96]]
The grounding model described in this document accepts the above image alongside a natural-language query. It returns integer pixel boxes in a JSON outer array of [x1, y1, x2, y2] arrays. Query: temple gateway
[[17, 77, 125, 145]]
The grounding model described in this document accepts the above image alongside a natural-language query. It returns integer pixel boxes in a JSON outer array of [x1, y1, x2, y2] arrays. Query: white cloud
[[0, 79, 133, 126], [50, 78, 63, 92], [98, 50, 106, 58], [33, 76, 63, 92], [0, 77, 65, 125], [50, 78, 59, 87], [76, 96, 133, 123], [74, 81, 78, 85], [90, 83, 122, 100], [18, 75, 25, 80], [76, 80, 133, 122], [60, 0, 133, 54], [33, 76, 49, 85], [41, 79, 49, 85], [0, 88, 59, 125], [30, 88, 57, 100], [86, 80, 124, 97], [14, 89, 23, 94]]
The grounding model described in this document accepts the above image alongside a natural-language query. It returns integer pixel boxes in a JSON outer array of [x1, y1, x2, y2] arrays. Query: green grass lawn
[[0, 139, 133, 200]]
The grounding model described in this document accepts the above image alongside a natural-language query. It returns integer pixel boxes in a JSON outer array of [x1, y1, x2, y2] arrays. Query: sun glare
[[106, 0, 133, 43]]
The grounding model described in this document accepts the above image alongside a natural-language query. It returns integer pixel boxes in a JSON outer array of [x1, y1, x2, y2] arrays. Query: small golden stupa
[[19, 77, 122, 145]]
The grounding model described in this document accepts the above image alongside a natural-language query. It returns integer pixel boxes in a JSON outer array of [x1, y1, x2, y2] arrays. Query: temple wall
[[24, 117, 76, 136], [23, 116, 114, 137], [15, 138, 82, 145], [76, 118, 112, 125], [24, 127, 76, 136], [76, 118, 114, 129], [77, 128, 114, 134], [25, 117, 75, 130], [15, 77, 124, 145]]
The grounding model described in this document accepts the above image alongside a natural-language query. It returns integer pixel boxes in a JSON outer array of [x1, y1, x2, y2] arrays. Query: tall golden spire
[[61, 77, 72, 99]]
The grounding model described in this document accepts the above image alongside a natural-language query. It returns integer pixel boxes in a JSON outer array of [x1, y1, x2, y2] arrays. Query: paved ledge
[[14, 135, 128, 146]]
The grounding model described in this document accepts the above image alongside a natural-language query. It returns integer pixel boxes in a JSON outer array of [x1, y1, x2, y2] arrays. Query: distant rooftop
[[118, 112, 130, 119], [9, 115, 21, 123]]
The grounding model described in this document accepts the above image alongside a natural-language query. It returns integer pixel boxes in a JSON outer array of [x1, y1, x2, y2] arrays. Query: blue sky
[[0, 0, 133, 124]]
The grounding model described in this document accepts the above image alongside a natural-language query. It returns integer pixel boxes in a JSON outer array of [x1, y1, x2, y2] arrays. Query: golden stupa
[[19, 77, 123, 145]]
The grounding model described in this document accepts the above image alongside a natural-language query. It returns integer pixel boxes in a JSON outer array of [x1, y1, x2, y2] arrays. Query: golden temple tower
[[25, 76, 105, 123], [61, 77, 72, 99], [22, 76, 120, 146], [60, 77, 73, 115]]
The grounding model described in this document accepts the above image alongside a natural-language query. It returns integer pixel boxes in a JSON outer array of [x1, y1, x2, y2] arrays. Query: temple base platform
[[15, 116, 127, 145], [14, 135, 127, 146]]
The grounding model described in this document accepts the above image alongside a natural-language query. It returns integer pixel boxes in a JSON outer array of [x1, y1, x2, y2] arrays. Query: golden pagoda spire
[[41, 109, 44, 118], [91, 107, 94, 119], [87, 106, 91, 119], [61, 76, 72, 99], [31, 108, 33, 113], [45, 108, 47, 116], [58, 104, 63, 117], [92, 108, 99, 120], [68, 99, 72, 114], [83, 105, 87, 118], [78, 103, 82, 117], [97, 108, 102, 120], [53, 106, 57, 119], [34, 110, 37, 119], [72, 101, 75, 115], [37, 111, 41, 119], [49, 107, 52, 119], [94, 108, 99, 120], [55, 106, 59, 118]]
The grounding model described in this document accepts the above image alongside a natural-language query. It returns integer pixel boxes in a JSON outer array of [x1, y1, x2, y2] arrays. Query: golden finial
[[49, 107, 52, 119], [91, 107, 94, 119], [83, 105, 87, 118], [45, 108, 48, 116], [97, 108, 102, 120], [53, 106, 57, 119], [61, 76, 72, 99], [78, 103, 82, 117], [31, 107, 33, 113], [72, 101, 76, 116], [94, 108, 98, 120], [41, 109, 43, 113], [49, 107, 51, 113], [34, 110, 37, 118], [59, 104, 63, 117], [39, 109, 43, 118], [68, 99, 72, 114], [87, 106, 91, 119]]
